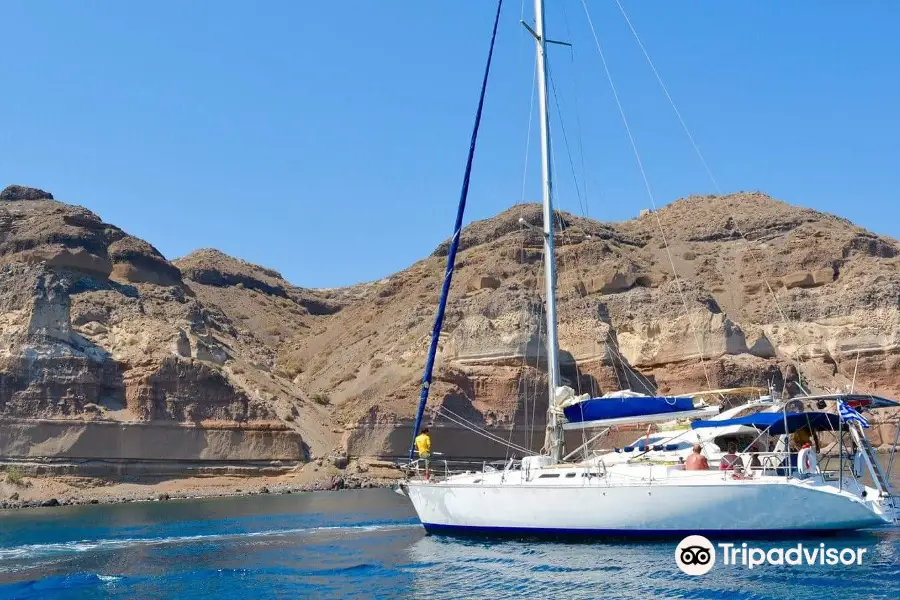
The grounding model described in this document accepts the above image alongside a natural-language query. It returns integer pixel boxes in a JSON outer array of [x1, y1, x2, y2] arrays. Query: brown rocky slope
[[0, 186, 339, 473], [282, 192, 899, 457], [1, 185, 898, 470]]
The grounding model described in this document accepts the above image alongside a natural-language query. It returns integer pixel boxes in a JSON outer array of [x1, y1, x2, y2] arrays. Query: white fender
[[798, 447, 818, 475], [852, 452, 864, 478]]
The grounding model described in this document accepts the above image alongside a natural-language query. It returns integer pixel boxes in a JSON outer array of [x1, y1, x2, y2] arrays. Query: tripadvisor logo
[[675, 535, 869, 575], [675, 535, 716, 575]]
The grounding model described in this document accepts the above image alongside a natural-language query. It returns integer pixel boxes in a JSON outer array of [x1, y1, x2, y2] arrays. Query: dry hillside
[[280, 193, 900, 456], [1, 184, 897, 465]]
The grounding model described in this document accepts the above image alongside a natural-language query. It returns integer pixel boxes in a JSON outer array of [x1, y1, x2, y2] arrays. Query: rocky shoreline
[[0, 460, 404, 512]]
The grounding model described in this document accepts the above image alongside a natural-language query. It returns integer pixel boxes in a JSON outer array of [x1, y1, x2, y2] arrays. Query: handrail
[[400, 450, 841, 482], [401, 457, 522, 481]]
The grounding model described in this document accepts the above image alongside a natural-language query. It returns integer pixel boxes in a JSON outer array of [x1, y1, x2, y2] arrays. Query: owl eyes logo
[[680, 545, 712, 565], [675, 535, 716, 575]]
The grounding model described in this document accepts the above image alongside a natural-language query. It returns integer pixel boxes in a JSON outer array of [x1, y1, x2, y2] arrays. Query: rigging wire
[[435, 405, 533, 454], [580, 0, 713, 390], [560, 0, 592, 217], [530, 256, 547, 451], [606, 341, 627, 391], [508, 255, 538, 459], [509, 253, 548, 458], [535, 5, 680, 403], [517, 24, 538, 208], [611, 0, 808, 392], [546, 127, 591, 453], [545, 33, 667, 398], [519, 3, 648, 456], [508, 12, 540, 459], [612, 0, 720, 193], [547, 65, 589, 219]]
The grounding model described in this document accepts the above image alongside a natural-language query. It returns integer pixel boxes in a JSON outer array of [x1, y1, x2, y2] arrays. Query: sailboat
[[397, 0, 899, 536]]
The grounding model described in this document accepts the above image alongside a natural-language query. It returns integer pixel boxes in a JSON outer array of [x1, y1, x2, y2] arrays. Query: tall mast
[[533, 0, 564, 462]]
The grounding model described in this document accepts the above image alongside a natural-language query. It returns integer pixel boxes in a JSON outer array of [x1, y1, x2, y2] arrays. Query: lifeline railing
[[400, 455, 521, 481], [399, 449, 893, 490]]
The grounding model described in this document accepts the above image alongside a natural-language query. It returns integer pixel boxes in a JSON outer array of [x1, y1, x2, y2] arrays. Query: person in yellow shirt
[[791, 426, 811, 450], [414, 428, 432, 480], [788, 425, 820, 475], [791, 425, 820, 452]]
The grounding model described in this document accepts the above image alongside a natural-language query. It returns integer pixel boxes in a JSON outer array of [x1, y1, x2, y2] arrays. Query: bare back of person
[[685, 450, 709, 471]]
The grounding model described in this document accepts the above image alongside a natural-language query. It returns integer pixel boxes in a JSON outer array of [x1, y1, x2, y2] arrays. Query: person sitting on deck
[[414, 427, 432, 480], [720, 442, 744, 471], [685, 444, 710, 470], [747, 444, 762, 471]]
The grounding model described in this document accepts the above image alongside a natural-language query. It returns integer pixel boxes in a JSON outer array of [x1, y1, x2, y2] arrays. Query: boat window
[[538, 473, 560, 478], [565, 472, 577, 478], [713, 434, 758, 452]]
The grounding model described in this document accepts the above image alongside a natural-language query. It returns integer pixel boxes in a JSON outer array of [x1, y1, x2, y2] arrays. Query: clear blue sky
[[2, 1, 898, 288]]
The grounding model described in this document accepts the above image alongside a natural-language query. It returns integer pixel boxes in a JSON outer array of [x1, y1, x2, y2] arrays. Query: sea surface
[[1, 483, 899, 599]]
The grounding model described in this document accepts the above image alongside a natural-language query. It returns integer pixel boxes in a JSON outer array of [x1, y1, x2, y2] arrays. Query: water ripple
[[0, 490, 898, 599], [0, 523, 416, 562]]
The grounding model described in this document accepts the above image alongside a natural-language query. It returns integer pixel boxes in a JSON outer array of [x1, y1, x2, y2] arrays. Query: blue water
[[1, 488, 899, 599]]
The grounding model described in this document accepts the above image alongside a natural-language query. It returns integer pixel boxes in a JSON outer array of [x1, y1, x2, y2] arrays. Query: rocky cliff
[[281, 193, 900, 457], [0, 187, 336, 470], [1, 185, 898, 466]]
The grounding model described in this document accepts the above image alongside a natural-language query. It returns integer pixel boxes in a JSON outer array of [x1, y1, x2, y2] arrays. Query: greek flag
[[838, 399, 869, 429]]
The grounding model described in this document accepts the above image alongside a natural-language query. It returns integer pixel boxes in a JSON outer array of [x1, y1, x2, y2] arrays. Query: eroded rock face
[[126, 356, 265, 422], [0, 188, 328, 462], [0, 195, 179, 285], [108, 237, 182, 286], [0, 265, 121, 418]]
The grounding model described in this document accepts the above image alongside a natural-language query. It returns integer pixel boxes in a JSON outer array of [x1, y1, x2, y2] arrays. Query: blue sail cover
[[690, 411, 842, 435], [407, 0, 504, 461], [563, 396, 695, 423]]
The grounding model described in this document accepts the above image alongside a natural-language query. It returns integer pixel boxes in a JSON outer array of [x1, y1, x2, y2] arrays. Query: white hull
[[403, 469, 893, 536]]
